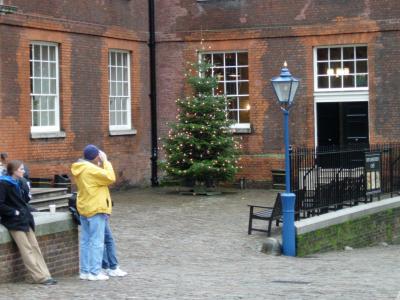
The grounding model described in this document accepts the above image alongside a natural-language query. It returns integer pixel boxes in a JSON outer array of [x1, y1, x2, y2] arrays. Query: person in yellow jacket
[[71, 144, 115, 281]]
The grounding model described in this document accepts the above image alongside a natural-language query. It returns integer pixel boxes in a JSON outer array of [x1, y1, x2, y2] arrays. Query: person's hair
[[0, 153, 7, 161], [7, 160, 23, 176]]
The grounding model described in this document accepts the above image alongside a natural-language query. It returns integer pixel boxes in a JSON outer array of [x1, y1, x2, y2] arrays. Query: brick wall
[[0, 213, 78, 283], [154, 0, 400, 185], [0, 230, 78, 283], [296, 197, 400, 257], [0, 4, 151, 186]]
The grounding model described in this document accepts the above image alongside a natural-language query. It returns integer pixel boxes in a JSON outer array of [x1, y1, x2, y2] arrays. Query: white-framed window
[[202, 51, 250, 127], [30, 42, 60, 132], [314, 45, 368, 91], [108, 50, 131, 131]]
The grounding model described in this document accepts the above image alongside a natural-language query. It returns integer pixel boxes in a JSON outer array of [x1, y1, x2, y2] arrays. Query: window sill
[[109, 129, 137, 136], [230, 125, 252, 134], [30, 131, 66, 139]]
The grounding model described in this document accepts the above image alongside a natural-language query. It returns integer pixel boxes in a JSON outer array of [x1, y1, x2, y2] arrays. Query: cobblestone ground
[[1, 188, 400, 300]]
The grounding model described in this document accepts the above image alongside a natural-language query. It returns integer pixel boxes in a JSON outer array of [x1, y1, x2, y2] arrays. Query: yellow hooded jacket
[[71, 159, 116, 218]]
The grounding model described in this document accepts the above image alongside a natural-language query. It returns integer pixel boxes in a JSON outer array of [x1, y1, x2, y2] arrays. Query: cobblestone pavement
[[1, 188, 400, 300]]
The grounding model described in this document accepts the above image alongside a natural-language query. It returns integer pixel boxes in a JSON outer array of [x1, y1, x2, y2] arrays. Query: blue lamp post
[[271, 62, 299, 257]]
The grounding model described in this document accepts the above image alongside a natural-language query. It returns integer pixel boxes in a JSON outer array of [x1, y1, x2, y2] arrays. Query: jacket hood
[[71, 159, 93, 176], [0, 175, 20, 189]]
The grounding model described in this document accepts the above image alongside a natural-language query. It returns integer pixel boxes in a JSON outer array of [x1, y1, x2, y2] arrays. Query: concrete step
[[30, 188, 71, 212], [31, 188, 68, 200]]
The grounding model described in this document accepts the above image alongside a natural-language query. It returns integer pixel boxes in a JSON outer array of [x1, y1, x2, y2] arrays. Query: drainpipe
[[148, 0, 159, 186]]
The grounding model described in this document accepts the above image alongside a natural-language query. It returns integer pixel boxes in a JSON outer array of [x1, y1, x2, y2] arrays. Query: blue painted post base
[[281, 192, 296, 256]]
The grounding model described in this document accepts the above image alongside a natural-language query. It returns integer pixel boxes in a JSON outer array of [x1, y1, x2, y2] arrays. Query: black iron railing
[[290, 144, 400, 219]]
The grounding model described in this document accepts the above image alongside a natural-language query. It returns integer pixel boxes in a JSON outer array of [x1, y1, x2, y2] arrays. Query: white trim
[[313, 45, 369, 92], [30, 42, 60, 133], [314, 90, 369, 103], [108, 49, 132, 131]]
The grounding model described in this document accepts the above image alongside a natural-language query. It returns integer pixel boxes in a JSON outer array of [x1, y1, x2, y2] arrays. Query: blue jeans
[[102, 219, 119, 270], [80, 214, 106, 275]]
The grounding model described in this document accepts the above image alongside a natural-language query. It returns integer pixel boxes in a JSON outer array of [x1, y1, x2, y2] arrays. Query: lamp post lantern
[[271, 62, 299, 257]]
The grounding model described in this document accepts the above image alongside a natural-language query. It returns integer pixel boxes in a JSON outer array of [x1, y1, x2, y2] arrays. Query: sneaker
[[41, 278, 57, 285], [108, 267, 127, 277], [101, 268, 109, 275], [88, 273, 109, 281], [80, 273, 90, 280]]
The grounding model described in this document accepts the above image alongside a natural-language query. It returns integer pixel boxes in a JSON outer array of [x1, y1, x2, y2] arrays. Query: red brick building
[[155, 0, 400, 186], [1, 1, 400, 186]]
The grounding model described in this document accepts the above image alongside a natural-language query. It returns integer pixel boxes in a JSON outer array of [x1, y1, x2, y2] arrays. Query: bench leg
[[248, 208, 253, 235], [267, 219, 273, 237]]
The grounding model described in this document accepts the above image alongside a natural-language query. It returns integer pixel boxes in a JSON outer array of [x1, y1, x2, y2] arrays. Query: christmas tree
[[161, 60, 241, 189]]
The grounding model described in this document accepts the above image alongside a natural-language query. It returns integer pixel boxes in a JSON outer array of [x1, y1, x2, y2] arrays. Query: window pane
[[330, 61, 341, 71], [238, 82, 249, 94], [122, 53, 128, 66], [226, 82, 236, 95], [49, 46, 56, 61], [239, 110, 250, 123], [356, 61, 368, 73], [34, 79, 41, 94], [49, 111, 55, 126], [117, 68, 122, 81], [34, 45, 41, 60], [317, 48, 328, 61], [237, 67, 248, 80], [33, 111, 40, 126], [50, 63, 56, 78], [41, 111, 48, 126], [239, 97, 250, 109], [225, 53, 236, 66], [34, 62, 41, 77], [356, 75, 368, 87], [40, 96, 48, 110], [116, 83, 122, 96], [122, 98, 127, 110], [123, 68, 128, 82], [343, 47, 354, 60], [213, 54, 223, 67], [117, 111, 122, 125], [237, 53, 248, 65], [343, 61, 355, 74], [330, 76, 342, 88], [317, 62, 328, 75], [356, 47, 367, 59], [213, 68, 224, 80], [123, 83, 129, 96], [48, 97, 55, 109], [116, 98, 122, 111], [228, 110, 238, 122], [122, 111, 127, 125], [42, 62, 49, 77], [318, 76, 329, 88], [228, 97, 238, 110], [42, 79, 49, 94], [111, 82, 116, 96], [111, 67, 116, 81], [50, 79, 56, 94], [203, 54, 212, 64], [117, 53, 122, 66], [32, 96, 40, 110], [330, 48, 341, 60], [42, 46, 49, 61], [110, 98, 116, 110], [225, 67, 236, 79], [343, 75, 355, 88]]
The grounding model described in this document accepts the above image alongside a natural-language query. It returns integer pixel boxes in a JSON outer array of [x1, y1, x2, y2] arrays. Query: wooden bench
[[248, 193, 282, 236]]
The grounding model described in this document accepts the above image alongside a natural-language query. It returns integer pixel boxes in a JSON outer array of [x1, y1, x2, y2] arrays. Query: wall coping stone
[[0, 212, 76, 245], [295, 196, 400, 235]]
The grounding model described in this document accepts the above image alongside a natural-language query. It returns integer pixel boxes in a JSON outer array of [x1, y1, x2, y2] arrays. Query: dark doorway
[[317, 102, 369, 148]]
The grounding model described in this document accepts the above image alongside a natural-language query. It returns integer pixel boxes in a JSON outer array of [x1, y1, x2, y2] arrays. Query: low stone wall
[[295, 197, 400, 257], [0, 212, 78, 283]]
